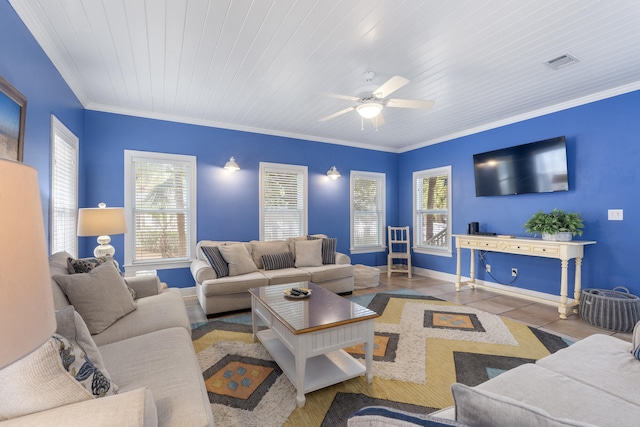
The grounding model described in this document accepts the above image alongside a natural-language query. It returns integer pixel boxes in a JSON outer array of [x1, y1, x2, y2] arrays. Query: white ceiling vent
[[546, 54, 580, 70]]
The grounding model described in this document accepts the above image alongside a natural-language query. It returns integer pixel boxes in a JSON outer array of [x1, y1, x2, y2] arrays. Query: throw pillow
[[262, 252, 295, 271], [251, 240, 290, 269], [294, 239, 323, 267], [307, 236, 337, 264], [53, 262, 137, 334], [67, 256, 136, 299], [218, 244, 259, 276], [632, 321, 640, 353], [348, 406, 467, 426], [55, 306, 114, 384], [201, 245, 229, 278], [0, 335, 117, 420], [451, 383, 597, 427]]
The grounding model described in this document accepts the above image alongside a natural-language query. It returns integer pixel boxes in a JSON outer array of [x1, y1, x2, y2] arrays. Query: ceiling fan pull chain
[[361, 116, 364, 131]]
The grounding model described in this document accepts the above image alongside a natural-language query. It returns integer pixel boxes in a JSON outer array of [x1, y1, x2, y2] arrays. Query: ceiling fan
[[318, 71, 434, 127]]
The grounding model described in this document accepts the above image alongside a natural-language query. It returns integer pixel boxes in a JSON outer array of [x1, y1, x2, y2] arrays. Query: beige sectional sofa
[[348, 331, 640, 426], [190, 235, 354, 315], [0, 252, 214, 427]]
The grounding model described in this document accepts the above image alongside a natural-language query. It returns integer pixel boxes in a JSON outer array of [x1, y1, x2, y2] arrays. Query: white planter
[[542, 232, 573, 242]]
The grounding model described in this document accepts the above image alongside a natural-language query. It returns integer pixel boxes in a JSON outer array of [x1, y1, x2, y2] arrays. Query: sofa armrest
[[191, 259, 216, 284], [336, 252, 351, 265], [0, 388, 158, 427], [124, 275, 162, 299]]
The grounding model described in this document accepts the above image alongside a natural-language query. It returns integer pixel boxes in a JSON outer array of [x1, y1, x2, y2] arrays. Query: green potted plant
[[522, 208, 584, 241]]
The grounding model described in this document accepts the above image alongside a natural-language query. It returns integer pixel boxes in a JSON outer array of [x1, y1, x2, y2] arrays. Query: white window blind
[[260, 163, 307, 241], [50, 116, 78, 257], [413, 166, 452, 256], [124, 151, 197, 271], [350, 171, 386, 252]]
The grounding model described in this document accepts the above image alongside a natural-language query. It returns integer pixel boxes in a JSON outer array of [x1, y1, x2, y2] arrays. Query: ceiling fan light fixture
[[356, 102, 383, 119]]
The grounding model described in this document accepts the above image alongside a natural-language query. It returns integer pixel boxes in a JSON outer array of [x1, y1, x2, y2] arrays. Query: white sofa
[[0, 252, 214, 427], [190, 236, 354, 315], [348, 332, 640, 426]]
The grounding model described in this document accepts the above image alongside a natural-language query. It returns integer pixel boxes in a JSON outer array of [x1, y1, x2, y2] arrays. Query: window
[[50, 116, 79, 257], [413, 166, 451, 256], [124, 150, 197, 271], [350, 171, 386, 253], [260, 162, 307, 241]]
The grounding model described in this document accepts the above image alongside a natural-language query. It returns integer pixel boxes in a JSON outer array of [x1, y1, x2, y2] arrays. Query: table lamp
[[77, 203, 128, 257], [0, 159, 56, 369]]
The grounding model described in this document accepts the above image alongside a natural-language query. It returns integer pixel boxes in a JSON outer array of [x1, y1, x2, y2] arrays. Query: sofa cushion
[[452, 382, 597, 427], [294, 239, 323, 267], [298, 263, 354, 283], [473, 362, 640, 426], [98, 327, 213, 427], [218, 244, 259, 276], [308, 236, 337, 264], [91, 288, 190, 347], [201, 272, 269, 296], [251, 240, 290, 269], [536, 333, 640, 406], [261, 268, 311, 285], [0, 335, 114, 420], [53, 262, 137, 334], [201, 245, 229, 278], [262, 252, 295, 270], [55, 306, 112, 382]]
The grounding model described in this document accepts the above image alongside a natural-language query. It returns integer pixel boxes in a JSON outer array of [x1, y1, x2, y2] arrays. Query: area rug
[[191, 290, 572, 427]]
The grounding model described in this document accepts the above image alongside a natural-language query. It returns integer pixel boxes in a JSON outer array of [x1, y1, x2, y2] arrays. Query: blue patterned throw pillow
[[52, 334, 117, 398], [262, 252, 295, 270], [348, 406, 467, 426], [307, 236, 337, 264], [201, 246, 230, 278]]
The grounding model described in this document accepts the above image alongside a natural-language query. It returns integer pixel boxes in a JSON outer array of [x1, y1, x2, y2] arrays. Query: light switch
[[608, 209, 623, 221]]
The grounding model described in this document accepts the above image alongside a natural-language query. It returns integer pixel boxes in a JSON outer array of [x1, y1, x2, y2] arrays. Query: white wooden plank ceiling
[[9, 0, 640, 152]]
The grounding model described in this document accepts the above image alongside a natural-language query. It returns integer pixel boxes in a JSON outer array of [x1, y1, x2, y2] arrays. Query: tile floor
[[184, 273, 633, 343]]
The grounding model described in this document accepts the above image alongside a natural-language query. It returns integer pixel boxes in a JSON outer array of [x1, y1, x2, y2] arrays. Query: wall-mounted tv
[[473, 136, 568, 197]]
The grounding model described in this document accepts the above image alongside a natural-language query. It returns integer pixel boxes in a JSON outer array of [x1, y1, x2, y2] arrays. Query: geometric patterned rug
[[191, 290, 572, 427]]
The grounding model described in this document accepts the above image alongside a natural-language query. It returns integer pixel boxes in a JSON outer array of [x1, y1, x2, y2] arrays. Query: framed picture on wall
[[0, 75, 27, 162]]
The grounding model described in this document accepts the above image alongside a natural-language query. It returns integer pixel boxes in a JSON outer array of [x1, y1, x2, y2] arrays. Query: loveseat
[[190, 235, 354, 315], [348, 331, 640, 426], [0, 251, 214, 427]]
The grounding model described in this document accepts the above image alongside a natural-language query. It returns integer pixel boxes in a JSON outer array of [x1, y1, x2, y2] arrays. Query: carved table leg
[[558, 259, 570, 319], [573, 257, 583, 314], [455, 245, 462, 291]]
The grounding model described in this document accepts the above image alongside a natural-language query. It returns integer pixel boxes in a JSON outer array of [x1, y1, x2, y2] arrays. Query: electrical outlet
[[486, 264, 491, 272], [512, 268, 518, 277], [608, 209, 623, 221]]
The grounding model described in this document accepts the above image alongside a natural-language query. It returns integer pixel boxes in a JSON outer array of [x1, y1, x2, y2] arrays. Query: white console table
[[453, 234, 596, 319]]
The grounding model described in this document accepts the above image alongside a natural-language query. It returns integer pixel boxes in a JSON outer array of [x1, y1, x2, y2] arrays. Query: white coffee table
[[249, 282, 378, 407]]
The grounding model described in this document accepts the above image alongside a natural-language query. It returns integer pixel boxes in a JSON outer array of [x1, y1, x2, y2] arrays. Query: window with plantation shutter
[[124, 150, 197, 271], [413, 166, 452, 256], [350, 171, 386, 253], [50, 116, 79, 257], [259, 162, 307, 241]]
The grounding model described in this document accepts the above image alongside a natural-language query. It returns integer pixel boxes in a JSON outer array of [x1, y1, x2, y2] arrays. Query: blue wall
[[83, 111, 398, 286], [400, 91, 640, 296], [0, 0, 84, 239]]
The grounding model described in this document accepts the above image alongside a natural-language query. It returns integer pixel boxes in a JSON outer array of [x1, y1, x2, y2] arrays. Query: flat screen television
[[473, 136, 568, 197]]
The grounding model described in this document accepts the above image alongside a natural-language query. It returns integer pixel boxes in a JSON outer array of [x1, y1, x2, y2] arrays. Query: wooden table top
[[248, 282, 378, 335]]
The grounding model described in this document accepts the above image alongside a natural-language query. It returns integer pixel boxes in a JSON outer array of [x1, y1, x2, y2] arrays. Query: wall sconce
[[327, 166, 341, 180], [224, 157, 240, 173]]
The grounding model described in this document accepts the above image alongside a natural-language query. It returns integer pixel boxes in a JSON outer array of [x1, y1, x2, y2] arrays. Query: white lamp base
[[94, 235, 116, 258]]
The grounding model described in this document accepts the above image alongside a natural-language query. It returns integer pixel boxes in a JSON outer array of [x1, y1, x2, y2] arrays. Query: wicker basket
[[579, 287, 640, 332]]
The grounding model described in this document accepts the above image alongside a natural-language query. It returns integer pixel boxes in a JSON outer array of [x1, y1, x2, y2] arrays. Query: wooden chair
[[387, 226, 411, 278]]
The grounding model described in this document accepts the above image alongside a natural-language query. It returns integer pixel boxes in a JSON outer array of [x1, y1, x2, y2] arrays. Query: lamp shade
[[77, 204, 127, 236], [0, 159, 56, 369], [356, 102, 383, 119]]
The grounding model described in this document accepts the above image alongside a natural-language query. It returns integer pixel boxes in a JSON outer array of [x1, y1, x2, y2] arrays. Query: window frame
[[413, 166, 452, 257], [49, 115, 79, 258], [350, 170, 386, 254], [124, 150, 197, 272], [259, 162, 308, 241]]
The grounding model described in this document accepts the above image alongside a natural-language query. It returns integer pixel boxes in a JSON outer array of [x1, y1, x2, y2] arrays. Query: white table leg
[[558, 259, 569, 319], [455, 245, 462, 291], [365, 323, 374, 383], [251, 299, 258, 342], [295, 350, 306, 407], [469, 248, 476, 288], [573, 257, 583, 313]]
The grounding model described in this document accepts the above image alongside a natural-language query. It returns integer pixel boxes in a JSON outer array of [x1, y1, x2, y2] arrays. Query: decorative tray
[[284, 287, 312, 299]]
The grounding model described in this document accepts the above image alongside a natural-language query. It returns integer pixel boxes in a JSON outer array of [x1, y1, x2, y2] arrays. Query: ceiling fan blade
[[319, 107, 355, 122], [386, 98, 435, 109], [374, 76, 409, 99], [317, 92, 360, 101]]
